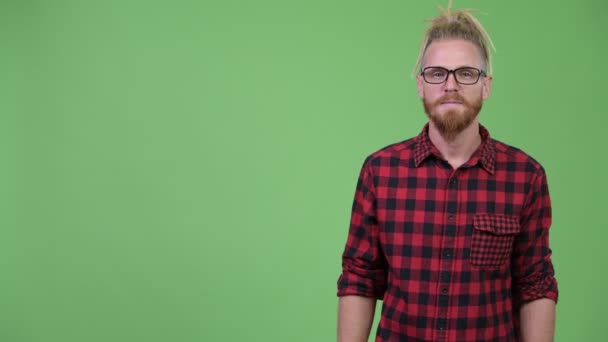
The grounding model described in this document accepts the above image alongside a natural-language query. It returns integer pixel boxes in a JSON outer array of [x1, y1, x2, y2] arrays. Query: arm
[[519, 298, 556, 342], [337, 295, 376, 342], [512, 166, 558, 339], [336, 158, 387, 341]]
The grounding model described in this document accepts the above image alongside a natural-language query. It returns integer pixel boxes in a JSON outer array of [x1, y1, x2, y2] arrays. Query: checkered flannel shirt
[[337, 124, 558, 341]]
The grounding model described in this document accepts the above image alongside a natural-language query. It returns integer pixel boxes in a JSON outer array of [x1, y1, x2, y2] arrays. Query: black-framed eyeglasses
[[420, 66, 486, 85]]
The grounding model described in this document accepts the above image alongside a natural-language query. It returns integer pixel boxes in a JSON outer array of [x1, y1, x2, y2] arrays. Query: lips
[[441, 101, 463, 105], [438, 96, 464, 105]]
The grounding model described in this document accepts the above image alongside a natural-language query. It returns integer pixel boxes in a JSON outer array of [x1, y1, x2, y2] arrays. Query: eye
[[456, 68, 478, 79], [425, 68, 446, 79]]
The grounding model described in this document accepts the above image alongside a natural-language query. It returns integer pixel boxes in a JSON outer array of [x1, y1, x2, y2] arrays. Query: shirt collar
[[413, 123, 496, 174]]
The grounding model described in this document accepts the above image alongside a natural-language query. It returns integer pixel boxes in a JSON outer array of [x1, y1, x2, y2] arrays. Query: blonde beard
[[422, 97, 482, 142]]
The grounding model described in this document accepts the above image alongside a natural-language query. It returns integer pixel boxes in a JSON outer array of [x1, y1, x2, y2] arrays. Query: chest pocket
[[470, 214, 520, 269]]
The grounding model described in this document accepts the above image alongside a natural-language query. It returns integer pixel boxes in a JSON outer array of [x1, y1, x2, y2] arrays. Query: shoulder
[[362, 137, 418, 169], [491, 138, 546, 176]]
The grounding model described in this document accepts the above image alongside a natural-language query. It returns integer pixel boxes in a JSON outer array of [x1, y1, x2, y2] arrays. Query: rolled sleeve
[[512, 166, 559, 307], [337, 157, 388, 299]]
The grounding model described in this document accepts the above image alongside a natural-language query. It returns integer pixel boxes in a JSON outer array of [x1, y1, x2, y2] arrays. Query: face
[[416, 39, 493, 141]]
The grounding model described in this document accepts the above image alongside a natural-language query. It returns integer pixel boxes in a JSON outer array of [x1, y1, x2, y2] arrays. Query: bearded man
[[336, 4, 558, 342]]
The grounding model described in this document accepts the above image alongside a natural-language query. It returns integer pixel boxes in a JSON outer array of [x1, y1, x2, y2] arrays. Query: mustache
[[436, 94, 466, 104]]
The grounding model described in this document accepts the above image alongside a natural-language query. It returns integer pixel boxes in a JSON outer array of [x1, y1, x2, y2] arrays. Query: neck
[[428, 119, 482, 169]]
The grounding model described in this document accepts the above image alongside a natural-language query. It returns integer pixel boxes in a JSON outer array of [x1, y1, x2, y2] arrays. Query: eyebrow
[[423, 65, 480, 69]]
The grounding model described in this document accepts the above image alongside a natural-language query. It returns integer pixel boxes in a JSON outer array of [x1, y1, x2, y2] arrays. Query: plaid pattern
[[337, 124, 558, 342], [470, 214, 520, 269]]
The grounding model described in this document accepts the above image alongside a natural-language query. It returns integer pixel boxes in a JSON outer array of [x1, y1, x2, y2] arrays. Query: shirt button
[[441, 287, 448, 294], [450, 179, 457, 187], [448, 215, 454, 221], [443, 249, 452, 258]]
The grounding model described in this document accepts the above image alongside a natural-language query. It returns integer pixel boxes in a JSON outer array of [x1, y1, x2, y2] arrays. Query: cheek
[[421, 86, 440, 100], [463, 88, 484, 102]]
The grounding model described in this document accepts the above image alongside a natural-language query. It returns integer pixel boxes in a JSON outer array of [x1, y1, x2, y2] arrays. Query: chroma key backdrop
[[1, 0, 606, 341]]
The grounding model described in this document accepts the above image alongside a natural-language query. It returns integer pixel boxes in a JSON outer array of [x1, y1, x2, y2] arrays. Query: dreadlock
[[413, 0, 496, 77]]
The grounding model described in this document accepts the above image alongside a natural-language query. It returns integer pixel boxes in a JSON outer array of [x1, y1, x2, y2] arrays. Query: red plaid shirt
[[337, 124, 558, 341]]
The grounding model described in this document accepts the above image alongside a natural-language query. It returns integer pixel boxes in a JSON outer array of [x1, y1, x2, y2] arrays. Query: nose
[[444, 71, 459, 92]]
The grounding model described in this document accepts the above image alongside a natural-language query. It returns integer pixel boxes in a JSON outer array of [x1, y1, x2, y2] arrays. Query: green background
[[1, 0, 605, 341]]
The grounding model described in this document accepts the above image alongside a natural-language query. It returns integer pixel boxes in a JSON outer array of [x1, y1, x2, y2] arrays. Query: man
[[336, 4, 558, 342]]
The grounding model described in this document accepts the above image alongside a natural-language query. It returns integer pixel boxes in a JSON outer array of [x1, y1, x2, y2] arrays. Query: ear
[[416, 74, 425, 98], [482, 75, 493, 100]]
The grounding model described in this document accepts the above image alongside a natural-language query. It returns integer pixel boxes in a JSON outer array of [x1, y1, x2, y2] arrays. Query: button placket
[[436, 174, 460, 339]]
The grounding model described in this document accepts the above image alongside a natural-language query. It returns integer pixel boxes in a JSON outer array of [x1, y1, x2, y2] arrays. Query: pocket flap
[[473, 214, 520, 235]]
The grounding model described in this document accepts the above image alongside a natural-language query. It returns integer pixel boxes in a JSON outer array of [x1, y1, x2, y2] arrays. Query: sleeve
[[511, 166, 559, 307], [337, 157, 388, 299]]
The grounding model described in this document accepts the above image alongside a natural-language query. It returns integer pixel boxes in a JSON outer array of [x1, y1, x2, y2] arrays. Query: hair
[[413, 0, 496, 77]]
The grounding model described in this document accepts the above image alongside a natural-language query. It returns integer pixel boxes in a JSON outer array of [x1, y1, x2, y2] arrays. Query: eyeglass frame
[[420, 66, 487, 85]]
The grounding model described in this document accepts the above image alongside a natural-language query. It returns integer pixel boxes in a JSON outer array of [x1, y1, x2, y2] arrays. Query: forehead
[[422, 39, 483, 69]]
